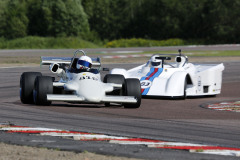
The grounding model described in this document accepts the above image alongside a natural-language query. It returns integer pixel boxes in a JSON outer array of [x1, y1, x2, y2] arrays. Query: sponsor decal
[[198, 76, 201, 91], [79, 76, 98, 81]]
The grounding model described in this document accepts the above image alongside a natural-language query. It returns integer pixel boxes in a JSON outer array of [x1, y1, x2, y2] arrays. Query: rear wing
[[41, 57, 72, 65], [41, 56, 101, 68]]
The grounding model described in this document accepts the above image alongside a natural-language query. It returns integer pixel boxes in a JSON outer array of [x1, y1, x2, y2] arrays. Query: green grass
[[0, 36, 101, 49], [1, 36, 240, 57], [190, 50, 240, 56], [105, 38, 185, 48], [122, 50, 240, 57]]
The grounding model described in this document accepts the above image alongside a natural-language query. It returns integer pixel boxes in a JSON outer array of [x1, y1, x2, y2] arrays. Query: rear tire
[[33, 76, 53, 106], [123, 78, 141, 108], [20, 72, 42, 104]]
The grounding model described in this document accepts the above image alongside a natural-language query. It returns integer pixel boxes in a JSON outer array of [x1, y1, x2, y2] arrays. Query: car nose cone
[[77, 80, 104, 102]]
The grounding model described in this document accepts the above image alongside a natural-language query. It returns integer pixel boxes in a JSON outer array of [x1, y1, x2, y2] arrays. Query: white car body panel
[[110, 54, 224, 98], [41, 50, 138, 104]]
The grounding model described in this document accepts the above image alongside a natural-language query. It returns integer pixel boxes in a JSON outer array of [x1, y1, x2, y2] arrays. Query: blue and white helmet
[[76, 56, 92, 69], [151, 55, 162, 68]]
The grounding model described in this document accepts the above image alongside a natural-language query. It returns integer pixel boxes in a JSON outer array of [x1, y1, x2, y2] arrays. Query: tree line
[[0, 0, 240, 44]]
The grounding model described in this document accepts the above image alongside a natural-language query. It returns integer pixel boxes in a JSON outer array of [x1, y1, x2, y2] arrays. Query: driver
[[150, 55, 162, 68], [76, 55, 92, 70]]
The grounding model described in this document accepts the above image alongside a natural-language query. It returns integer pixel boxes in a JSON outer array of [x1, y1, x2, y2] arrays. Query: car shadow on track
[[142, 95, 217, 100], [14, 100, 125, 109]]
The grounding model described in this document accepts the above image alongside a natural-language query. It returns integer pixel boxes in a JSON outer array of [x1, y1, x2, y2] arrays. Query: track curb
[[1, 124, 240, 157], [204, 101, 240, 112]]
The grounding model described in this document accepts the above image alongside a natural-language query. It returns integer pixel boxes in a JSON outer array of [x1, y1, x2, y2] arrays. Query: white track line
[[1, 127, 61, 131]]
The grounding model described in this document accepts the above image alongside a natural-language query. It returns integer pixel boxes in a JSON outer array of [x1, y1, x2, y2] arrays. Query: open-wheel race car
[[20, 50, 141, 108], [110, 50, 224, 99]]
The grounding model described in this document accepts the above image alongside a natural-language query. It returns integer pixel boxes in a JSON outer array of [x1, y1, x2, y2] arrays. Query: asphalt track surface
[[0, 55, 240, 159]]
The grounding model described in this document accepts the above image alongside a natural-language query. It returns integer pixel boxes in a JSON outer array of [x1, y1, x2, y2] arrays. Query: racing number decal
[[140, 68, 163, 95], [140, 80, 152, 89]]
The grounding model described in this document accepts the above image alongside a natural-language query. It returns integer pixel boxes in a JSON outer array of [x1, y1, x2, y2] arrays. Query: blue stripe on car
[[141, 68, 163, 95], [140, 68, 155, 81]]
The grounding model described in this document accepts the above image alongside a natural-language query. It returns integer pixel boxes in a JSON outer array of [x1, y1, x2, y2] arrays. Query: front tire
[[20, 72, 42, 104], [103, 74, 125, 95], [103, 74, 125, 107], [123, 78, 141, 108], [33, 76, 53, 106]]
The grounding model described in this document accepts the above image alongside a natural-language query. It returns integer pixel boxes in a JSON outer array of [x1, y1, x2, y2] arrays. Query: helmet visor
[[78, 60, 92, 68], [151, 61, 161, 66]]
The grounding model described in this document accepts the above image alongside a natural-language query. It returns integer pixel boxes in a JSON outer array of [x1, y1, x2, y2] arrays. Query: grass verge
[[0, 36, 101, 49], [120, 50, 240, 57], [0, 49, 240, 66]]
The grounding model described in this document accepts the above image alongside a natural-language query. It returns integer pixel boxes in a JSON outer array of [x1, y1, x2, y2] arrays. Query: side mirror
[[165, 57, 171, 60], [156, 57, 171, 60], [102, 68, 109, 71], [50, 63, 59, 73], [176, 56, 182, 62], [49, 63, 64, 74]]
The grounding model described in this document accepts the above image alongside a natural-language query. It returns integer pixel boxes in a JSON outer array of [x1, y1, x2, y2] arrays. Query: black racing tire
[[103, 74, 125, 95], [123, 78, 141, 108], [33, 76, 53, 106], [103, 74, 125, 107], [20, 72, 42, 104]]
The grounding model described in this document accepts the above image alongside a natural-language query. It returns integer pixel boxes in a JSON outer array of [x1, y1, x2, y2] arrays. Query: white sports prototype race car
[[20, 50, 141, 108], [110, 50, 224, 99]]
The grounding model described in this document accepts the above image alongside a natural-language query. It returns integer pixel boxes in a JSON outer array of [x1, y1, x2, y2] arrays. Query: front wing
[[47, 94, 137, 103]]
